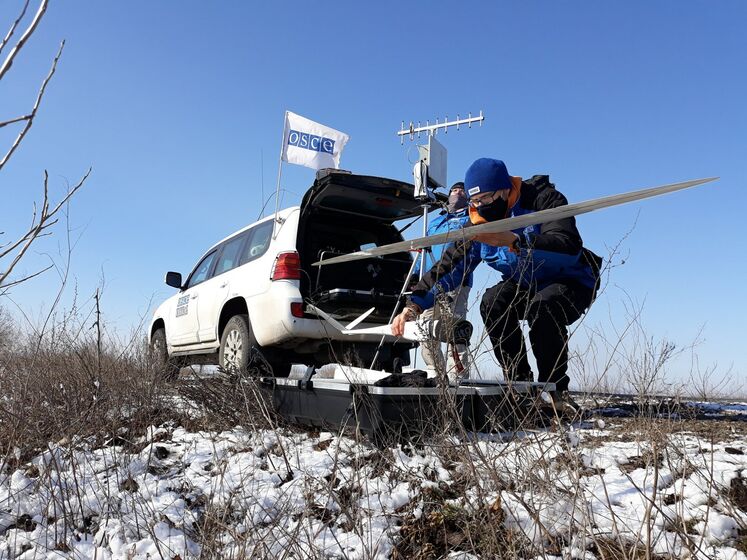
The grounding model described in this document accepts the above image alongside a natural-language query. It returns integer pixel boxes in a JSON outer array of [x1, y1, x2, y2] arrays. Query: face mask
[[476, 197, 508, 222], [447, 192, 467, 213]]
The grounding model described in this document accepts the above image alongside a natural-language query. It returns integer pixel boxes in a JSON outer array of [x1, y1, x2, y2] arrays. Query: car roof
[[204, 206, 298, 254]]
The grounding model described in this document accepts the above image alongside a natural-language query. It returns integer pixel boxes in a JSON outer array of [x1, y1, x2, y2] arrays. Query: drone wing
[[346, 307, 376, 330], [312, 176, 718, 267]]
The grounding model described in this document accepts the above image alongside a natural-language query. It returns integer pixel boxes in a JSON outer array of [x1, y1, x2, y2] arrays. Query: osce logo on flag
[[288, 130, 335, 154]]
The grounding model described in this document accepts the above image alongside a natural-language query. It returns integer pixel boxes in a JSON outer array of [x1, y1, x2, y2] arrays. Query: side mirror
[[165, 271, 183, 289]]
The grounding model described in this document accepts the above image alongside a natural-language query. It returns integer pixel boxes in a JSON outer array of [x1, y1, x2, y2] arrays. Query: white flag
[[281, 111, 349, 171]]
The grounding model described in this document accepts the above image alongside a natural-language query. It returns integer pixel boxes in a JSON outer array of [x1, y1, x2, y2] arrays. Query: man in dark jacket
[[392, 158, 601, 408]]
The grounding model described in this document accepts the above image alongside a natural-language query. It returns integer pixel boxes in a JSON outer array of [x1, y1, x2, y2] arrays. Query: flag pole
[[272, 110, 288, 239]]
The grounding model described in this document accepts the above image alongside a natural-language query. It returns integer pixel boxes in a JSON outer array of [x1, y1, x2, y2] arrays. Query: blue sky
[[2, 2, 745, 384]]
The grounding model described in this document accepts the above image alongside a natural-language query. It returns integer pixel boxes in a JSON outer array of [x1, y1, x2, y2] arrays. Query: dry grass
[[2, 296, 746, 559], [0, 306, 184, 468], [176, 366, 279, 433]]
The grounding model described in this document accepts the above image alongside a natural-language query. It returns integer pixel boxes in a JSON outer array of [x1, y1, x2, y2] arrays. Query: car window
[[240, 220, 273, 265], [185, 251, 217, 289], [214, 233, 249, 276]]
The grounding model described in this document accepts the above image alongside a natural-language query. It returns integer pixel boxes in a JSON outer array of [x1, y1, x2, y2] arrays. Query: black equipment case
[[259, 369, 553, 443]]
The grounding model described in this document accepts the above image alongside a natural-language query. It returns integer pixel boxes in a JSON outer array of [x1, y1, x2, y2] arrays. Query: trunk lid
[[300, 169, 443, 222], [297, 170, 444, 324]]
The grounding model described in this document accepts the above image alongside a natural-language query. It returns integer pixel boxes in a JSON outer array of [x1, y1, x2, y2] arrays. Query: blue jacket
[[410, 176, 601, 310], [412, 209, 474, 288]]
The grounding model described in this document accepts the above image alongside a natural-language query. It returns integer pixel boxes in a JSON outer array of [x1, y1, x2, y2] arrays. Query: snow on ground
[[2, 420, 747, 559]]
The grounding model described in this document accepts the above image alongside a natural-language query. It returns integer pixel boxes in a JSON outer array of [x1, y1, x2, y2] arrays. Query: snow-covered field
[[3, 409, 747, 559]]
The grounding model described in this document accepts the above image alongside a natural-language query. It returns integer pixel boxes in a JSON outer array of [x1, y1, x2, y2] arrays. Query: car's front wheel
[[150, 327, 181, 381]]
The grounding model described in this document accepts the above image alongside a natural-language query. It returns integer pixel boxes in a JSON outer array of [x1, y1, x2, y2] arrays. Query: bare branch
[[0, 114, 32, 129], [0, 0, 30, 58], [0, 226, 58, 266], [0, 264, 53, 294], [0, 39, 64, 172], [44, 168, 91, 223], [0, 172, 51, 284], [0, 232, 33, 260], [0, 180, 47, 261], [0, 167, 91, 288], [0, 214, 60, 261], [0, 0, 46, 81]]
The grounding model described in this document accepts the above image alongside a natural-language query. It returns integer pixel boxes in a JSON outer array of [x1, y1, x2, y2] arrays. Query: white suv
[[150, 170, 437, 377]]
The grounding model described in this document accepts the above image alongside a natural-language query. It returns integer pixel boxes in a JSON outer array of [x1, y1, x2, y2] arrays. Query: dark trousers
[[479, 280, 596, 392]]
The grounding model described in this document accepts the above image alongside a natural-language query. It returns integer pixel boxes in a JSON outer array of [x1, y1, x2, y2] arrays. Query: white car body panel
[[168, 288, 199, 346], [150, 207, 399, 358], [194, 274, 226, 343]]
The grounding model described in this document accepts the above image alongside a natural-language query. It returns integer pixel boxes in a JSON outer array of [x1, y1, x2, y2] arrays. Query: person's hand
[[391, 305, 421, 336], [471, 231, 519, 248]]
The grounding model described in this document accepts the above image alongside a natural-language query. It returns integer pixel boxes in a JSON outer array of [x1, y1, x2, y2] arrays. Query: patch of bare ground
[[585, 417, 747, 444], [588, 538, 673, 560], [392, 490, 527, 559]]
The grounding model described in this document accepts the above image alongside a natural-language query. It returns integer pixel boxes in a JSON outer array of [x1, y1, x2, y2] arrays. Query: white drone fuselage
[[308, 304, 431, 342]]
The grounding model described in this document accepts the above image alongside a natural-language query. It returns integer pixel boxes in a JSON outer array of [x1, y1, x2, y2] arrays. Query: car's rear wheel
[[150, 328, 181, 381], [219, 314, 291, 377]]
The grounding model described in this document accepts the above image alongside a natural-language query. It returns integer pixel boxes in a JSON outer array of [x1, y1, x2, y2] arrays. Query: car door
[[196, 231, 250, 343], [170, 250, 217, 346]]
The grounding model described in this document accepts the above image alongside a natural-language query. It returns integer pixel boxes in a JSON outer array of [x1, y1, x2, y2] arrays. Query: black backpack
[[524, 175, 604, 282]]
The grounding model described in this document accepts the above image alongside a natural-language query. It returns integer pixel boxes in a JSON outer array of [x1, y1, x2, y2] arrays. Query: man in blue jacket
[[412, 182, 473, 378], [393, 158, 601, 409]]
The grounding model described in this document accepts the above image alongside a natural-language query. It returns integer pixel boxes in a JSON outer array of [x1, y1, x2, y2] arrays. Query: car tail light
[[271, 251, 301, 281], [290, 302, 304, 318]]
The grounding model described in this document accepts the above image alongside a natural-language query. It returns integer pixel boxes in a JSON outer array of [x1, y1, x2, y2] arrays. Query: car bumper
[[250, 281, 398, 347]]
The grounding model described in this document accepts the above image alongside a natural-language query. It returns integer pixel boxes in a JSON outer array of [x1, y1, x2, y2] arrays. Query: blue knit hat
[[464, 158, 512, 197]]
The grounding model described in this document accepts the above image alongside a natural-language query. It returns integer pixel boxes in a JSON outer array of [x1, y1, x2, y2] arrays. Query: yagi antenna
[[397, 110, 485, 193], [398, 110, 484, 144]]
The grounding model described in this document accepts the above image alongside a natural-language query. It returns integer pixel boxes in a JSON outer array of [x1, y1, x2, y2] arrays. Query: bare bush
[[685, 351, 739, 402], [177, 367, 279, 433], [0, 301, 185, 468], [0, 306, 13, 349]]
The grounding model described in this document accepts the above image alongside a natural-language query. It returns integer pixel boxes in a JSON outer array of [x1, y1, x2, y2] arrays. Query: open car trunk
[[297, 170, 442, 324]]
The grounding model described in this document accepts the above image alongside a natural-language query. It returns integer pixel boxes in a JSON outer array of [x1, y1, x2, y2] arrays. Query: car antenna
[[260, 148, 265, 218]]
